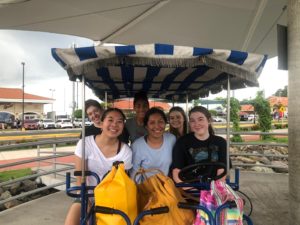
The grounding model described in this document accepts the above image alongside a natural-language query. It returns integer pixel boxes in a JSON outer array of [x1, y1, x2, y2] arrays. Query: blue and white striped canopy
[[52, 43, 267, 102]]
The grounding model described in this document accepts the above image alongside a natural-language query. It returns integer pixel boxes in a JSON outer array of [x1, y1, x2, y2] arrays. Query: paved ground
[[0, 171, 289, 225], [0, 191, 72, 225]]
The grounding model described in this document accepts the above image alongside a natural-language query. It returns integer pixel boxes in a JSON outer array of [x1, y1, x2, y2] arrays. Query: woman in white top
[[64, 108, 132, 225]]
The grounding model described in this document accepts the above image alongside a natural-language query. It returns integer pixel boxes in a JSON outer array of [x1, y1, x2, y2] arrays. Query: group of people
[[64, 91, 228, 225]]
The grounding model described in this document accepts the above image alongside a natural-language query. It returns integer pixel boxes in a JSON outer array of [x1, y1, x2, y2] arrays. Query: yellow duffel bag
[[94, 161, 137, 225]]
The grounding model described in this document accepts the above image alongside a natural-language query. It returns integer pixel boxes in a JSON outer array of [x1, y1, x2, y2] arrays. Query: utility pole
[[49, 89, 55, 120], [21, 62, 25, 131]]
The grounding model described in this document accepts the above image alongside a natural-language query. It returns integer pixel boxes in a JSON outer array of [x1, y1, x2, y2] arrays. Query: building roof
[[241, 104, 254, 112], [267, 96, 288, 107], [112, 99, 171, 111], [0, 87, 54, 104]]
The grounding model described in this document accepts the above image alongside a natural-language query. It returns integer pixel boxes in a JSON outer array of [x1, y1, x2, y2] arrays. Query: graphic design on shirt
[[188, 145, 220, 163]]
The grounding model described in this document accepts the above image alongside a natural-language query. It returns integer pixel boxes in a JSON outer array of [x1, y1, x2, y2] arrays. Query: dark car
[[23, 119, 39, 130], [240, 114, 249, 121], [0, 112, 15, 128]]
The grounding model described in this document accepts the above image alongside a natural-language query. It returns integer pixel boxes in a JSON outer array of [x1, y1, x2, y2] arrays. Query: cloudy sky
[[0, 30, 97, 114], [0, 30, 288, 114]]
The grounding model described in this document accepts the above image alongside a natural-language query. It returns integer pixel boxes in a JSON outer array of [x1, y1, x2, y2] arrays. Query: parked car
[[73, 118, 92, 128], [24, 119, 40, 130], [0, 112, 15, 128], [55, 119, 73, 129], [247, 114, 257, 121], [240, 114, 248, 121], [39, 119, 56, 129], [213, 117, 226, 122]]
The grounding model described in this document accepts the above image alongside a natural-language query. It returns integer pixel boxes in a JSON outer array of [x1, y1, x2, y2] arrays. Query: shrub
[[231, 135, 243, 142], [251, 124, 260, 131]]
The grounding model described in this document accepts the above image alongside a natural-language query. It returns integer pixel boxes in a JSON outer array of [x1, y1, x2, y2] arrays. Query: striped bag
[[194, 180, 243, 225]]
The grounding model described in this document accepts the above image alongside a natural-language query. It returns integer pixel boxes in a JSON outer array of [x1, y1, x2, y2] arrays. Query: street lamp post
[[21, 62, 25, 130], [49, 89, 55, 121], [49, 89, 55, 112]]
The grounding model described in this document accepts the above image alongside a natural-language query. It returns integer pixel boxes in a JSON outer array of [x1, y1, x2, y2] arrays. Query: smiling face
[[86, 105, 103, 126], [146, 113, 166, 139], [134, 100, 149, 121], [101, 110, 124, 138], [189, 111, 210, 139], [169, 110, 184, 130]]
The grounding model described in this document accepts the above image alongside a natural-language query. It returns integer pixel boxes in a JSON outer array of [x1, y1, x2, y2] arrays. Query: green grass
[[0, 168, 32, 182], [247, 137, 288, 144]]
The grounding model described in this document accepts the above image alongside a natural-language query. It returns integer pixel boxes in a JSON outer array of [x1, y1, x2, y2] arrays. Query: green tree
[[251, 91, 272, 140], [193, 99, 201, 107], [274, 85, 288, 97], [209, 109, 217, 116], [229, 97, 242, 142], [73, 109, 82, 119], [223, 97, 242, 142], [101, 102, 113, 109]]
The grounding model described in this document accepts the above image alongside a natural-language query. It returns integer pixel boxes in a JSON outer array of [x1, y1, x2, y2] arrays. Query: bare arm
[[217, 168, 227, 181], [172, 168, 183, 183], [75, 156, 84, 186]]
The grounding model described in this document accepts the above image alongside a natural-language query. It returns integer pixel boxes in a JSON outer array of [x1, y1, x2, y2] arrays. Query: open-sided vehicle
[[52, 43, 267, 225]]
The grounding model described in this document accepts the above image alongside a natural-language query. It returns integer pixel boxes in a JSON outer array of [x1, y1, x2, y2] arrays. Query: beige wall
[[0, 103, 44, 119]]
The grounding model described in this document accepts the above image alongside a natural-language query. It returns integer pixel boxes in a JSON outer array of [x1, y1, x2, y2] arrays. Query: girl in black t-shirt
[[172, 106, 227, 183]]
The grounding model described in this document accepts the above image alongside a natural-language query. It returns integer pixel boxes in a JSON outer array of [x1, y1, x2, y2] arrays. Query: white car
[[39, 119, 56, 129], [55, 119, 73, 129], [73, 118, 92, 128], [247, 114, 257, 121], [213, 117, 227, 123]]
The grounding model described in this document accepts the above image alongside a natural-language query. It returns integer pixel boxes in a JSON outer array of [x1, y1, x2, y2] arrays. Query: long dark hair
[[189, 106, 215, 135], [168, 106, 188, 138], [101, 108, 126, 122], [144, 107, 167, 126], [133, 91, 149, 106]]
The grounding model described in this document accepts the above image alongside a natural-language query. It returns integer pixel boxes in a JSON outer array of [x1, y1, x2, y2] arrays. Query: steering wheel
[[178, 162, 227, 183]]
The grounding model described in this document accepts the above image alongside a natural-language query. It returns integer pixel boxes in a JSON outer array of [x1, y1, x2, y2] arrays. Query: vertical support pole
[[76, 81, 79, 110], [105, 91, 108, 109], [21, 62, 25, 131], [53, 143, 56, 178], [226, 76, 231, 178], [72, 81, 75, 123], [81, 76, 86, 180], [37, 145, 40, 172], [288, 0, 300, 223], [186, 94, 189, 114], [80, 76, 87, 225]]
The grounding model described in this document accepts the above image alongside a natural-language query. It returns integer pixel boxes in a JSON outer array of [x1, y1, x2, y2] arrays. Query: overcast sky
[[0, 30, 288, 114]]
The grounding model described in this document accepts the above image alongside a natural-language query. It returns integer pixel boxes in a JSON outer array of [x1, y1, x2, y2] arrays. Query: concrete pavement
[[0, 171, 289, 225], [0, 191, 72, 225]]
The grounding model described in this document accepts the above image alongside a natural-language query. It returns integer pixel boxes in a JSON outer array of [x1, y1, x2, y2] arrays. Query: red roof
[[267, 96, 288, 107], [0, 87, 53, 101], [241, 104, 254, 112], [112, 99, 171, 111]]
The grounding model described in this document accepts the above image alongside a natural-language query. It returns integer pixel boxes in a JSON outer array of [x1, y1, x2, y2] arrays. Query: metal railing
[[0, 137, 78, 206], [0, 129, 288, 207]]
